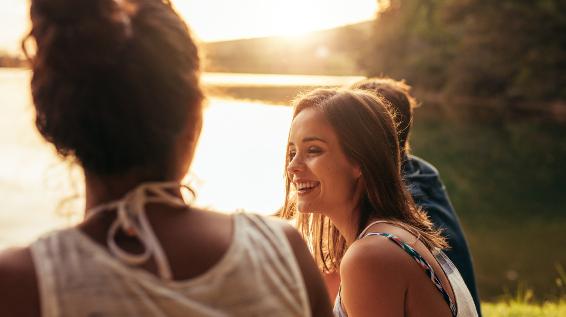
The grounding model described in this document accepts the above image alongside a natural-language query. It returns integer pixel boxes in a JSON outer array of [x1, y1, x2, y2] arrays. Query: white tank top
[[30, 184, 310, 317]]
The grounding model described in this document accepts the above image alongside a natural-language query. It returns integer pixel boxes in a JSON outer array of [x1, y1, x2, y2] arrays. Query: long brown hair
[[280, 88, 446, 272]]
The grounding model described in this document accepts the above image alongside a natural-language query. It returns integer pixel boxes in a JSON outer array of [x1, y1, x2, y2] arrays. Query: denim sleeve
[[409, 176, 482, 316]]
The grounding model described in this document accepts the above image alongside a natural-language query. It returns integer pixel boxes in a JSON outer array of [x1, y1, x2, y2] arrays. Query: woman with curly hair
[[0, 1, 332, 316]]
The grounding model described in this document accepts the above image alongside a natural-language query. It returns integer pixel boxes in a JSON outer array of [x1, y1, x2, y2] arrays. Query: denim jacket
[[403, 154, 482, 316]]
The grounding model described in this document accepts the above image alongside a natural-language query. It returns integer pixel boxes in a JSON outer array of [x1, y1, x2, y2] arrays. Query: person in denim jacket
[[352, 78, 482, 316]]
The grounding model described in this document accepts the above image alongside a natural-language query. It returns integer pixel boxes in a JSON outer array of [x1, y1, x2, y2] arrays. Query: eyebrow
[[289, 136, 327, 146]]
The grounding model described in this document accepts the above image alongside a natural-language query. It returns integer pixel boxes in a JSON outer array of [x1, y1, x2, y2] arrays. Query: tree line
[[0, 53, 26, 68], [360, 0, 566, 114]]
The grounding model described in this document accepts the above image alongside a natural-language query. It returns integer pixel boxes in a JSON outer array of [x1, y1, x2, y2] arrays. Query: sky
[[0, 0, 377, 54]]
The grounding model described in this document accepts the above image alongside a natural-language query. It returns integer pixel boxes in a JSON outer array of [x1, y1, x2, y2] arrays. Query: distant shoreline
[[1, 67, 563, 122]]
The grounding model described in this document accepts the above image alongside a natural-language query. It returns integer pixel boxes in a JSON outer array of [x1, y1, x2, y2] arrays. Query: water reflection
[[203, 72, 364, 87], [0, 69, 301, 247], [188, 99, 291, 213]]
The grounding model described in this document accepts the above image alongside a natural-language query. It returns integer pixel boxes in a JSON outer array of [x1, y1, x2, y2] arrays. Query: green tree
[[362, 0, 566, 110]]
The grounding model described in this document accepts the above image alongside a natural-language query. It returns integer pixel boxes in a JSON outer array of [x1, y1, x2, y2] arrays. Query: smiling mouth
[[295, 181, 320, 196]]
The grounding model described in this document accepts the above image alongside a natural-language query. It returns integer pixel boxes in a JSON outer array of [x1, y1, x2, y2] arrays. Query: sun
[[0, 0, 377, 54], [173, 0, 377, 42]]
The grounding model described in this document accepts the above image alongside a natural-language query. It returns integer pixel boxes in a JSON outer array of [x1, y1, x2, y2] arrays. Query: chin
[[297, 202, 322, 214]]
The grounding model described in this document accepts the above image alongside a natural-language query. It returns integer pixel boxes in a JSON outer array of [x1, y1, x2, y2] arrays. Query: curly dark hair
[[23, 0, 203, 176]]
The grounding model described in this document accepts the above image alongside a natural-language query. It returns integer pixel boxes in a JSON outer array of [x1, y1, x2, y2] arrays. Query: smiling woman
[[279, 88, 479, 317]]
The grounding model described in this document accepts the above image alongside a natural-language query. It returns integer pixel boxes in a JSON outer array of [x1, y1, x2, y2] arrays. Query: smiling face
[[287, 107, 362, 216]]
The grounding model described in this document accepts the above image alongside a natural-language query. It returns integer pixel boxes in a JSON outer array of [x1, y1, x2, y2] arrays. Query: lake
[[0, 68, 363, 247], [1, 68, 564, 300]]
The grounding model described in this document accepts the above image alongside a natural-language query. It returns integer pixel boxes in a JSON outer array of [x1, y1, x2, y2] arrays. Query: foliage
[[409, 108, 566, 300], [203, 22, 372, 75], [363, 0, 566, 113]]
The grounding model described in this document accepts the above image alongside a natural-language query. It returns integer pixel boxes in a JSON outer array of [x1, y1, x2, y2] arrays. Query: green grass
[[483, 300, 566, 317], [482, 281, 566, 316]]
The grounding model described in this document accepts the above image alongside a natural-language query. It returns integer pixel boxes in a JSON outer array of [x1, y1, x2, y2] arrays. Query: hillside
[[202, 21, 373, 75]]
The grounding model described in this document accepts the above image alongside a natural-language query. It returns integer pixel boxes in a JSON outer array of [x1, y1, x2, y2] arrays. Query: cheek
[[323, 165, 358, 198], [297, 157, 358, 210]]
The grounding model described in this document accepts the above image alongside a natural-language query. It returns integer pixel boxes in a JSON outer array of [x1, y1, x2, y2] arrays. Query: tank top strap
[[357, 220, 395, 239], [363, 232, 458, 317], [84, 182, 193, 281]]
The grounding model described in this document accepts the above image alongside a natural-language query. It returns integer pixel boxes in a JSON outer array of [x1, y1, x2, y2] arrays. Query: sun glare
[[0, 0, 28, 54], [0, 0, 377, 52], [174, 0, 377, 41]]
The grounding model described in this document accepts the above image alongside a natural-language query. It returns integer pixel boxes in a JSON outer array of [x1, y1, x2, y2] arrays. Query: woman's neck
[[329, 181, 369, 245], [327, 210, 360, 245], [328, 211, 384, 245]]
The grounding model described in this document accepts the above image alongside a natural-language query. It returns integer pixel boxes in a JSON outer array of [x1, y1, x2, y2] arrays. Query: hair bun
[[28, 0, 203, 175], [33, 0, 116, 24], [30, 0, 135, 74]]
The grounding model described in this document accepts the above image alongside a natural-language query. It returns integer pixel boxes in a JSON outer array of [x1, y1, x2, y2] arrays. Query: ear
[[353, 168, 366, 202], [352, 164, 362, 179]]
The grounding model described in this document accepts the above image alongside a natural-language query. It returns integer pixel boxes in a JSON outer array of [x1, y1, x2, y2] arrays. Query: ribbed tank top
[[31, 213, 311, 317]]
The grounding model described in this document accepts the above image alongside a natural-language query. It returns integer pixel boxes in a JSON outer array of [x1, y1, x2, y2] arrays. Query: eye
[[307, 146, 322, 154], [288, 149, 297, 160]]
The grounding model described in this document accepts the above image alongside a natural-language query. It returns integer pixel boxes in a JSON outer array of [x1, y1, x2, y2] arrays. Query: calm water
[[2, 69, 565, 299], [0, 68, 361, 248]]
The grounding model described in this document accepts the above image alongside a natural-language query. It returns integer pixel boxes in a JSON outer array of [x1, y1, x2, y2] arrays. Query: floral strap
[[364, 232, 458, 317]]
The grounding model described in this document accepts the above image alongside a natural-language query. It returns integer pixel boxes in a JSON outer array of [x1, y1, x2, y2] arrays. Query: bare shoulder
[[0, 246, 40, 316], [267, 217, 316, 266], [342, 235, 414, 278], [248, 214, 304, 248], [274, 217, 305, 247], [0, 246, 36, 289], [339, 237, 416, 317]]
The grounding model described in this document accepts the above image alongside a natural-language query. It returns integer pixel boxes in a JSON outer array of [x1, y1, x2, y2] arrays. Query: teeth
[[296, 181, 318, 190]]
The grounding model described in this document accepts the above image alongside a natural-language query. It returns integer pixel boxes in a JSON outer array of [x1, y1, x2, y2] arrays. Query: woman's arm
[[340, 238, 410, 317], [281, 223, 334, 317], [0, 247, 40, 317], [323, 270, 341, 301]]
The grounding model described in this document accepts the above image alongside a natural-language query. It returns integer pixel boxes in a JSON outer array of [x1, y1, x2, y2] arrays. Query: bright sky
[[0, 0, 377, 54]]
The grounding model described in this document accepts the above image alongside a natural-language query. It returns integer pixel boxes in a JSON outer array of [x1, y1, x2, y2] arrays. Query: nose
[[287, 154, 304, 176]]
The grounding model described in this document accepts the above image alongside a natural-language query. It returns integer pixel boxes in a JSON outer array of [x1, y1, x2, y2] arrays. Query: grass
[[483, 300, 566, 317], [482, 280, 566, 316]]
